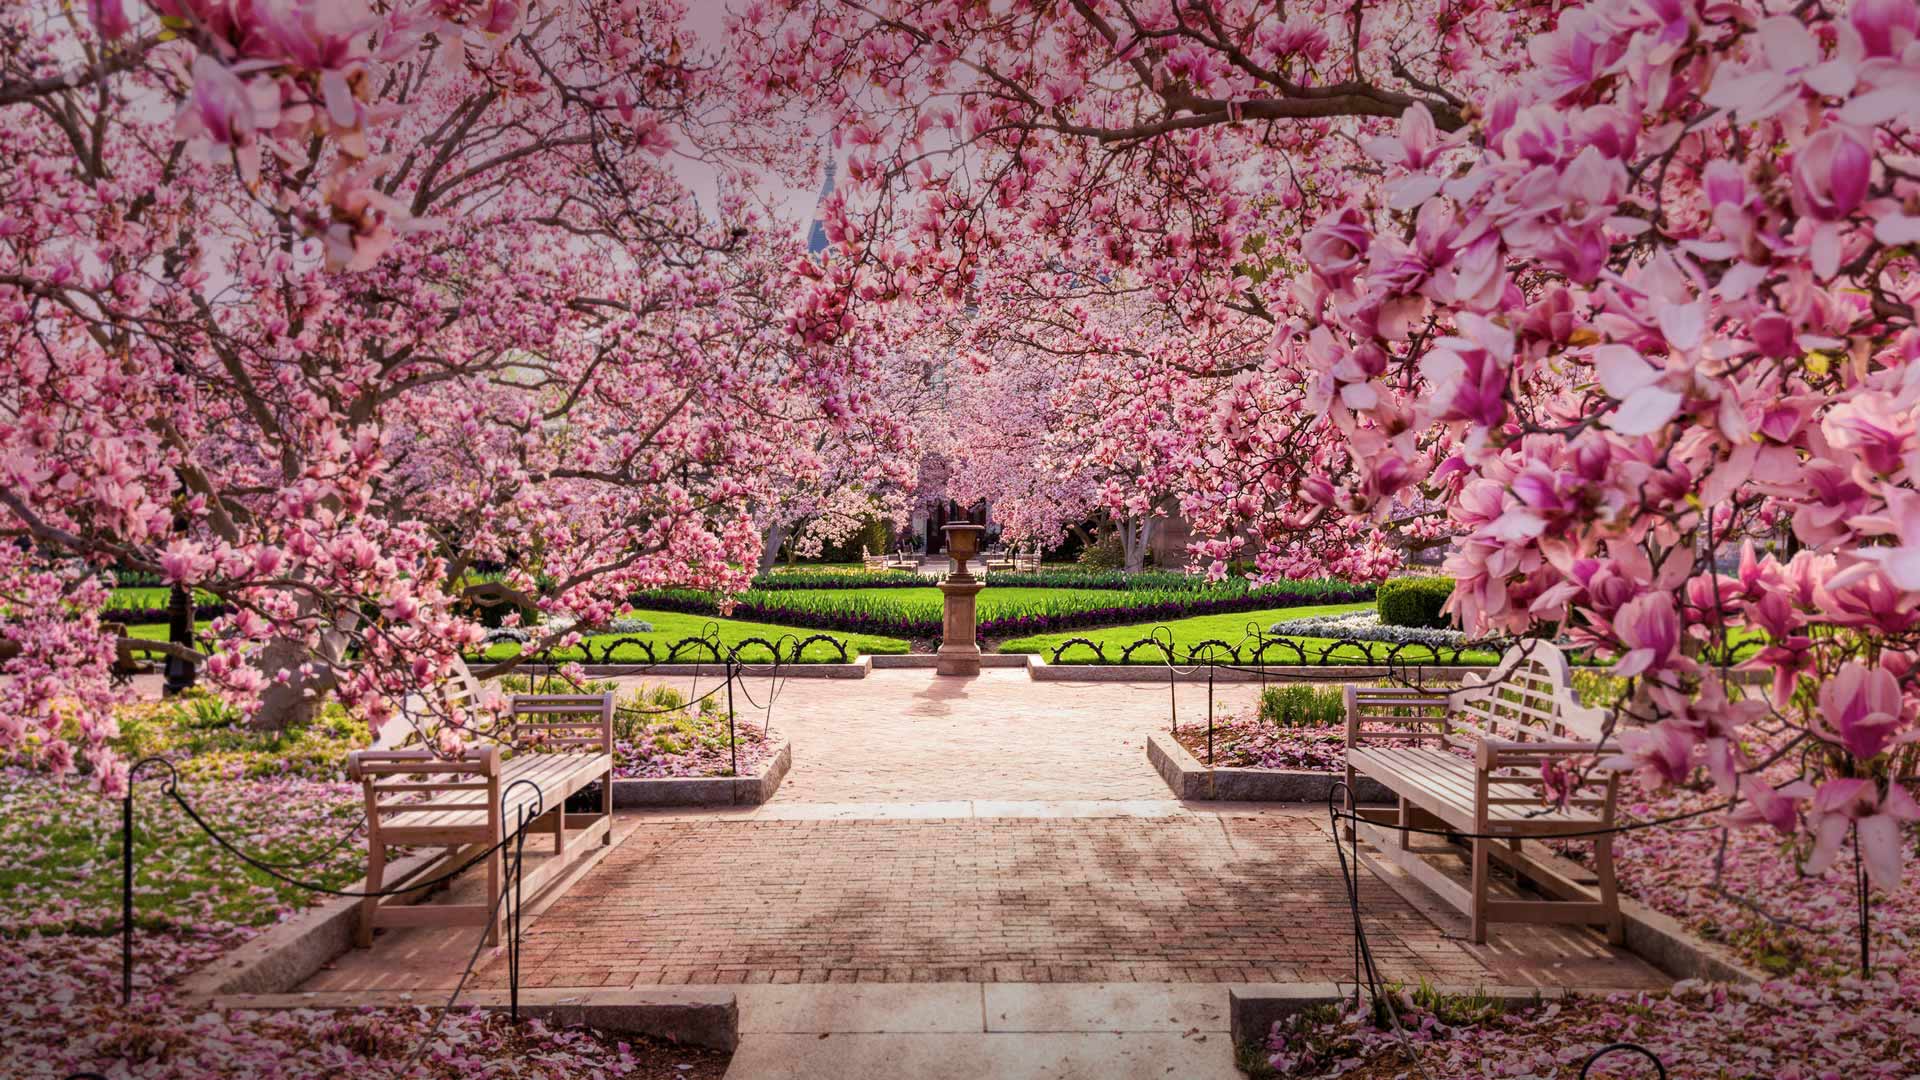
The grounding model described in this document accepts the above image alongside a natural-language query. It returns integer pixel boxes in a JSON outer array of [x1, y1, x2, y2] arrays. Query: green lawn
[[996, 602, 1508, 666], [108, 586, 219, 609], [482, 607, 908, 663]]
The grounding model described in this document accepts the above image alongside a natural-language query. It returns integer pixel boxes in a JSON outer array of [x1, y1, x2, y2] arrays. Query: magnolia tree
[[738, 0, 1920, 891], [750, 307, 935, 571], [0, 0, 869, 786]]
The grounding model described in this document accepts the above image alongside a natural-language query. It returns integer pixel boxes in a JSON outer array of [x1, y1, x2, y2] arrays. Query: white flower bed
[[483, 616, 652, 645], [1268, 610, 1475, 648]]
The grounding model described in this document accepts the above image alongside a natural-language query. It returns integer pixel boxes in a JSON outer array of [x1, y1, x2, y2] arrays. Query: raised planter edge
[[610, 736, 792, 808], [1146, 729, 1394, 803]]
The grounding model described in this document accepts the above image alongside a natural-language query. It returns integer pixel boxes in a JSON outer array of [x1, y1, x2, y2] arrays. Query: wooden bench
[[345, 663, 614, 946], [983, 551, 1017, 573], [1014, 550, 1041, 572], [862, 549, 889, 571], [1343, 641, 1623, 944], [885, 552, 920, 570]]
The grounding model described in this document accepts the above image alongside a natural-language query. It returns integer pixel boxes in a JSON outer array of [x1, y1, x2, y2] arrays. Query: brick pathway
[[481, 812, 1492, 988]]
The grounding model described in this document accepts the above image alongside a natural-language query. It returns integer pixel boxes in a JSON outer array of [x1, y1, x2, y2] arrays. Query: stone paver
[[613, 667, 1266, 803]]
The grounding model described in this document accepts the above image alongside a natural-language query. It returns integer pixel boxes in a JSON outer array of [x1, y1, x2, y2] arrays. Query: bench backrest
[[422, 656, 488, 728], [1452, 641, 1608, 745], [509, 693, 615, 754]]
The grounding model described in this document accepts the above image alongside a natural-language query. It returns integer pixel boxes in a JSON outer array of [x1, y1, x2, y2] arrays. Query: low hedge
[[1376, 576, 1455, 629]]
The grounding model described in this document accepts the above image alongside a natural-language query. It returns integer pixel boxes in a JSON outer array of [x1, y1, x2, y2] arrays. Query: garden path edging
[[611, 736, 791, 808], [208, 989, 740, 1050], [499, 660, 870, 679], [1228, 983, 1585, 1049], [1146, 730, 1393, 803], [1022, 654, 1484, 683], [176, 848, 445, 1002]]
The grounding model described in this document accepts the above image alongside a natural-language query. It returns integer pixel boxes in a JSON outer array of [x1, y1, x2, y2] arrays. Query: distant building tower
[[805, 154, 837, 256]]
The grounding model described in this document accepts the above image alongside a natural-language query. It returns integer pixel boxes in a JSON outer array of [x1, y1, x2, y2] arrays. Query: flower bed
[[15, 907, 731, 1079], [1258, 973, 1916, 1079], [1268, 609, 1479, 649], [612, 688, 775, 780], [9, 701, 733, 1077], [505, 676, 777, 780], [1172, 716, 1347, 772]]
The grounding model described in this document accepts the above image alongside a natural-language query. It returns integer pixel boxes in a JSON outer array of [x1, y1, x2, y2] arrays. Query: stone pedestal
[[936, 578, 985, 676], [936, 522, 988, 677]]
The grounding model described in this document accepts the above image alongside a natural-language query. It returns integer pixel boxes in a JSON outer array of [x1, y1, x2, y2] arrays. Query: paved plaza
[[303, 669, 1664, 1001]]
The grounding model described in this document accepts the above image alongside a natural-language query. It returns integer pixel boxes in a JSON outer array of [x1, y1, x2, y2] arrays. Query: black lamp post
[[161, 580, 196, 695]]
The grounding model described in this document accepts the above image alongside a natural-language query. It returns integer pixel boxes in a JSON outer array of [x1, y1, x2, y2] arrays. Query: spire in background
[[805, 151, 837, 256]]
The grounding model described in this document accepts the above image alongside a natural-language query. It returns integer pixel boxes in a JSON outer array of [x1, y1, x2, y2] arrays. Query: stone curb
[[611, 737, 792, 808], [1146, 731, 1394, 804], [870, 653, 1029, 669], [1023, 653, 1482, 683], [176, 848, 447, 1002], [1228, 983, 1588, 1048], [207, 989, 739, 1051], [501, 660, 870, 679]]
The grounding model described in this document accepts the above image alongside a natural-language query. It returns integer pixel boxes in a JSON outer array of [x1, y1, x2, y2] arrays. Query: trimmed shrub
[[1077, 535, 1124, 570], [1376, 576, 1456, 629], [1257, 684, 1346, 729]]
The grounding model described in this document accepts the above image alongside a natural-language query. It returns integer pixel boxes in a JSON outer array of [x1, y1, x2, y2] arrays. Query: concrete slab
[[721, 1032, 1238, 1080], [983, 984, 1229, 1034], [737, 984, 983, 1033]]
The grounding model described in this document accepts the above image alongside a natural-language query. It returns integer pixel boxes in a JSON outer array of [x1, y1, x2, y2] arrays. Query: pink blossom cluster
[[0, 1, 891, 781], [732, 0, 1920, 885]]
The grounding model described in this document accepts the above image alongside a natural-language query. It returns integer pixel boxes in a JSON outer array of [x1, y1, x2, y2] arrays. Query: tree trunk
[[249, 595, 352, 732], [1121, 515, 1149, 573], [758, 521, 789, 576], [249, 631, 345, 732]]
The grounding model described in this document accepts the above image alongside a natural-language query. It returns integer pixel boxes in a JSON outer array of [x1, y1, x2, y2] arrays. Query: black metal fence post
[[1206, 660, 1216, 765], [121, 790, 134, 1006], [162, 581, 197, 695], [725, 654, 738, 777]]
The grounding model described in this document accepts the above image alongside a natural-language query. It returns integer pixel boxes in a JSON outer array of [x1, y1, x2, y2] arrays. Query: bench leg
[[1594, 835, 1624, 945], [1469, 838, 1490, 944], [357, 841, 385, 948], [1396, 797, 1411, 851], [1341, 764, 1356, 841], [486, 841, 503, 948], [602, 769, 614, 846]]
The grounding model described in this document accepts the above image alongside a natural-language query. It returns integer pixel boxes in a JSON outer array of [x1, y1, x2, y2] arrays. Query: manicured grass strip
[[0, 769, 365, 934], [995, 602, 1507, 666], [480, 607, 908, 663]]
